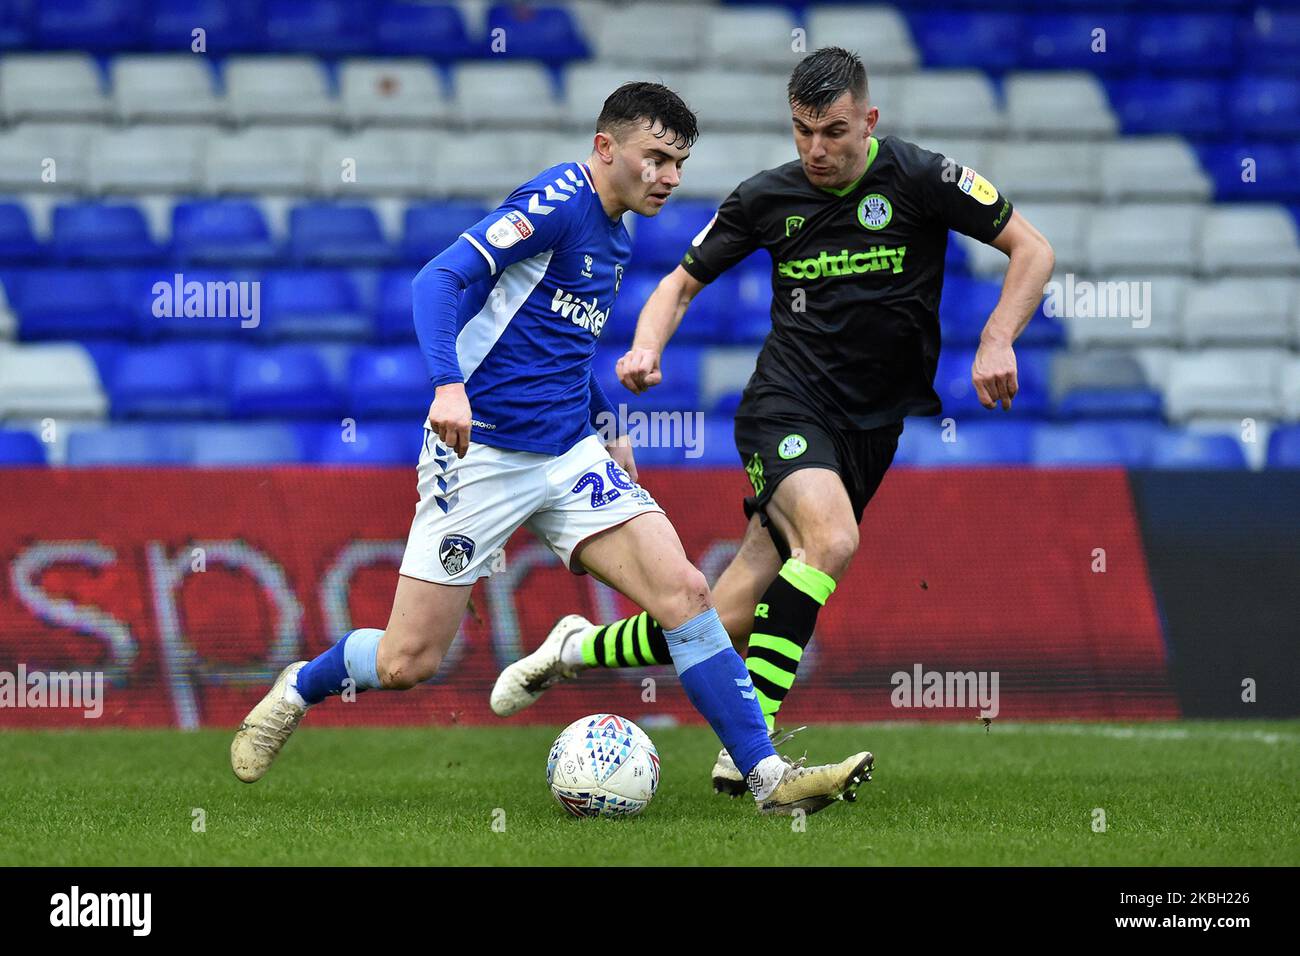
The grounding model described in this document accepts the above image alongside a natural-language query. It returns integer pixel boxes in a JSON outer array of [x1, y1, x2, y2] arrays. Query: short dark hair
[[596, 81, 698, 150], [787, 47, 868, 115]]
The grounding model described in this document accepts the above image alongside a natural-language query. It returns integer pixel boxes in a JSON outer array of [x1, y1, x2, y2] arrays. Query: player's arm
[[974, 211, 1055, 411], [619, 186, 758, 394]]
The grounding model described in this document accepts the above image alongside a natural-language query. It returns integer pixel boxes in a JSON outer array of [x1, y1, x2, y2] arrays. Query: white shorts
[[399, 428, 665, 585]]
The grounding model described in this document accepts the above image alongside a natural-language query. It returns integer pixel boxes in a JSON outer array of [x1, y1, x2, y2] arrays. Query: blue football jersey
[[413, 161, 631, 456]]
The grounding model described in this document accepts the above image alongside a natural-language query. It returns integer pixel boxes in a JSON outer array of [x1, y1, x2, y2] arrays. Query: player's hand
[[972, 337, 1018, 411], [428, 383, 472, 457], [606, 435, 638, 483], [617, 347, 662, 394]]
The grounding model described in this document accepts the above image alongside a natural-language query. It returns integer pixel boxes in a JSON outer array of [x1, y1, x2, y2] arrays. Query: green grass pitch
[[2, 721, 1297, 866]]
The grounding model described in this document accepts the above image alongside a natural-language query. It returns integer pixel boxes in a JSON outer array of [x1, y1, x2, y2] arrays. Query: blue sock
[[663, 608, 775, 776], [293, 628, 384, 705]]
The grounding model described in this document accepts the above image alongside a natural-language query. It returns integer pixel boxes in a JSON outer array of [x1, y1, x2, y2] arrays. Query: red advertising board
[[0, 466, 1177, 728]]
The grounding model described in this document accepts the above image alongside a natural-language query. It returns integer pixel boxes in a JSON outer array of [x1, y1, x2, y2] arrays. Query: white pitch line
[[865, 721, 1299, 745]]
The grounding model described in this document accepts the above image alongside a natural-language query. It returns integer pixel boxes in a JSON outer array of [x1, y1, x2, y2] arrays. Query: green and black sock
[[581, 611, 672, 667], [745, 558, 836, 731]]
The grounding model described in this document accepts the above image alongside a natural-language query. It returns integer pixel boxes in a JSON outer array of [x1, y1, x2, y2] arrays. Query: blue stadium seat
[[0, 430, 45, 465], [108, 344, 228, 419], [592, 344, 701, 416], [0, 203, 42, 263], [401, 202, 489, 264], [172, 200, 279, 265], [264, 0, 374, 55], [1022, 15, 1136, 72], [375, 2, 475, 59], [347, 346, 430, 419], [1197, 141, 1299, 202], [303, 421, 422, 464], [1150, 431, 1246, 469], [15, 269, 136, 339], [940, 276, 1001, 347], [907, 12, 1025, 70], [66, 425, 191, 466], [228, 346, 344, 419], [1130, 15, 1239, 73], [1240, 11, 1300, 71], [50, 203, 162, 264], [148, 0, 263, 52], [1031, 421, 1164, 467], [682, 272, 743, 345], [374, 268, 417, 342], [288, 203, 392, 265], [1056, 388, 1163, 421], [899, 418, 1033, 466], [144, 267, 263, 340], [1108, 79, 1226, 136], [34, 0, 143, 50], [629, 200, 718, 272], [260, 270, 371, 340], [1266, 425, 1300, 468], [1230, 75, 1300, 136], [606, 270, 660, 345], [186, 424, 306, 465], [0, 2, 32, 49], [485, 5, 589, 63]]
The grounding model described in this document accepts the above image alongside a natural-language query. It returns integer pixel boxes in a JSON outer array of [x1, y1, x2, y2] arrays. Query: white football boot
[[230, 661, 308, 783], [489, 614, 592, 717], [712, 725, 808, 796], [756, 750, 874, 816]]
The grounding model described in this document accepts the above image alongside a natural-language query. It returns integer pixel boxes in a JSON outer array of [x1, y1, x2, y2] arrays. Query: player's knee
[[655, 564, 711, 628], [378, 647, 441, 690], [804, 525, 858, 580]]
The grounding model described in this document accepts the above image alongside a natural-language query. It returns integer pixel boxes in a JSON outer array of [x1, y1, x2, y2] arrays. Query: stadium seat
[[146, 0, 264, 54], [682, 272, 746, 345], [0, 123, 93, 192], [187, 423, 307, 465], [304, 420, 422, 464], [13, 269, 137, 339], [313, 129, 439, 195], [89, 125, 210, 194], [907, 12, 1024, 71], [0, 342, 107, 418], [1031, 421, 1163, 467], [1239, 10, 1300, 71], [898, 72, 1005, 138], [1197, 205, 1300, 276], [593, 4, 702, 67], [0, 429, 46, 465], [50, 203, 162, 264], [287, 203, 392, 265], [1051, 351, 1160, 421], [228, 345, 344, 418], [1197, 141, 1298, 202], [171, 200, 279, 265], [901, 418, 1034, 467], [703, 7, 800, 72], [1097, 139, 1212, 202], [451, 63, 560, 128], [374, 2, 475, 59], [435, 132, 560, 197], [1003, 72, 1117, 139], [401, 202, 489, 265], [107, 343, 228, 419], [1086, 205, 1204, 273], [670, 133, 784, 199], [961, 202, 1088, 277], [1165, 350, 1284, 422], [986, 142, 1099, 202], [338, 59, 448, 127], [1266, 425, 1300, 468], [629, 200, 717, 272], [606, 270, 660, 344], [1149, 431, 1247, 470], [145, 268, 264, 339], [1107, 78, 1225, 136], [347, 347, 430, 419], [374, 268, 418, 342], [485, 4, 589, 63], [592, 344, 700, 414], [110, 55, 222, 123], [1022, 14, 1135, 73], [1060, 274, 1185, 348], [1130, 14, 1239, 73], [1229, 75, 1300, 137], [0, 204, 43, 263], [1281, 356, 1300, 420], [1181, 279, 1294, 347], [678, 70, 792, 132], [263, 0, 375, 55], [203, 128, 320, 193], [32, 0, 144, 50], [0, 53, 109, 121], [223, 56, 338, 124], [1057, 388, 1163, 421], [259, 270, 370, 339], [65, 425, 191, 466], [805, 6, 919, 73]]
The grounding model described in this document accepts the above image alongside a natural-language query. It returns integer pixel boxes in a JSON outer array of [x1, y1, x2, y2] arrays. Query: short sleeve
[[917, 150, 1014, 244], [680, 186, 759, 284]]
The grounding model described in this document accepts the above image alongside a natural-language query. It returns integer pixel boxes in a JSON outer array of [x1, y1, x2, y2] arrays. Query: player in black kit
[[490, 47, 1056, 795]]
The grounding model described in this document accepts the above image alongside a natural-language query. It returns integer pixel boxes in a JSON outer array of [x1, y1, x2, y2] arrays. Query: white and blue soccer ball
[[547, 713, 660, 818]]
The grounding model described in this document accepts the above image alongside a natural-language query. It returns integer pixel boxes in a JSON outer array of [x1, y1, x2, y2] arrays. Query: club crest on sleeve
[[439, 534, 475, 575], [485, 210, 534, 249], [778, 434, 808, 459]]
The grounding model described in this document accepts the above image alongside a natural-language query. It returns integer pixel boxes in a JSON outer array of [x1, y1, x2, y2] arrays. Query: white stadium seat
[[1098, 138, 1212, 202], [960, 203, 1089, 276], [1180, 278, 1295, 347], [1280, 356, 1300, 420], [110, 55, 222, 123], [0, 123, 95, 192], [1164, 349, 1285, 421], [1086, 204, 1205, 273], [1003, 72, 1118, 139], [805, 6, 920, 73], [673, 133, 788, 199], [594, 4, 703, 67], [0, 343, 107, 420], [0, 54, 109, 122], [1197, 205, 1300, 276], [338, 59, 449, 127], [90, 125, 211, 193], [451, 63, 560, 128], [704, 8, 802, 72], [204, 128, 323, 194], [986, 141, 1100, 202], [223, 56, 338, 124], [435, 133, 565, 198], [315, 129, 438, 195], [678, 70, 792, 132], [1060, 274, 1186, 348], [897, 72, 1005, 138]]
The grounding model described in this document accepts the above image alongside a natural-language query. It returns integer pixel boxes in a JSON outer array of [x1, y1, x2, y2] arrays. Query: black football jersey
[[681, 135, 1013, 429]]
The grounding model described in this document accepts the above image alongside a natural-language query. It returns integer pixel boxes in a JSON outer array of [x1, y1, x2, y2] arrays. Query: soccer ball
[[546, 713, 660, 818]]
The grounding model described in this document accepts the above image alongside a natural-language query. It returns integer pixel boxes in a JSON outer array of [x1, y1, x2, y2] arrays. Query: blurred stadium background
[[0, 1, 1296, 730]]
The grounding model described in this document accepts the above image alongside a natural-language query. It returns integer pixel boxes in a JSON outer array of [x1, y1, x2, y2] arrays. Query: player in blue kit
[[230, 83, 872, 815]]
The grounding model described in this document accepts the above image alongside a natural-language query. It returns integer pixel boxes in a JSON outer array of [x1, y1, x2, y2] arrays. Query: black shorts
[[734, 395, 903, 529]]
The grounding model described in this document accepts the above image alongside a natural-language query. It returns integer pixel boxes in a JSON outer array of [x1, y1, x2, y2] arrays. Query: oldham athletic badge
[[439, 534, 475, 575]]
